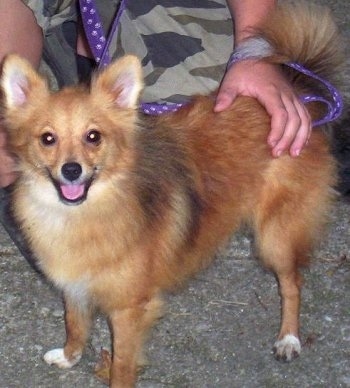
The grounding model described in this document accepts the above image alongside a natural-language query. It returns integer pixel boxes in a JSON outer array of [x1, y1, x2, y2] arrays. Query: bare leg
[[0, 0, 43, 187], [77, 20, 93, 58]]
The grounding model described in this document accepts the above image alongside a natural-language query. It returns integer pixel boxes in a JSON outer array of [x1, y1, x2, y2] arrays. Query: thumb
[[214, 88, 238, 112]]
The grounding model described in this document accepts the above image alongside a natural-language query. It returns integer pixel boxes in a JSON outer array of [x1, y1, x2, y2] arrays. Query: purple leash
[[79, 0, 343, 124], [287, 62, 343, 127], [79, 0, 127, 67], [79, 0, 176, 115]]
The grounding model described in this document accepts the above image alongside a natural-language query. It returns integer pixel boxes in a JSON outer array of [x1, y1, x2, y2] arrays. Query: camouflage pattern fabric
[[23, 0, 76, 31], [23, 0, 79, 87], [24, 0, 234, 103]]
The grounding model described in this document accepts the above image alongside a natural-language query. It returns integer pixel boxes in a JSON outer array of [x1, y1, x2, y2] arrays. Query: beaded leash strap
[[79, 0, 343, 125]]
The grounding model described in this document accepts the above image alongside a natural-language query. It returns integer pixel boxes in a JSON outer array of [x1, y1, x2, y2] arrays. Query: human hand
[[214, 60, 311, 157]]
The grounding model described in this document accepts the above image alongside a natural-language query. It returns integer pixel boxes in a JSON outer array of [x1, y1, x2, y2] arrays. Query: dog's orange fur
[[0, 2, 343, 387]]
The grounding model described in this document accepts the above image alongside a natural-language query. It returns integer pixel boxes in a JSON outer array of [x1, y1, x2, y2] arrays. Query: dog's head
[[1, 55, 143, 205]]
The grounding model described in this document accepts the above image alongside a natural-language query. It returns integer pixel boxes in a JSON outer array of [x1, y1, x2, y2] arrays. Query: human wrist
[[227, 37, 273, 69]]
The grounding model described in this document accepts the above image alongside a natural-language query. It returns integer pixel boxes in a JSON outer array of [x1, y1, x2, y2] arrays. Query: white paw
[[273, 334, 301, 361], [44, 348, 81, 369]]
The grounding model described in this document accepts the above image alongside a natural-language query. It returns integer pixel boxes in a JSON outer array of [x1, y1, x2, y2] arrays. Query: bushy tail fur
[[258, 1, 344, 89]]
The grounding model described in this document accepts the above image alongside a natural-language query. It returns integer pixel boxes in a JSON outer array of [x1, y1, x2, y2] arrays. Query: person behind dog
[[0, 0, 311, 190]]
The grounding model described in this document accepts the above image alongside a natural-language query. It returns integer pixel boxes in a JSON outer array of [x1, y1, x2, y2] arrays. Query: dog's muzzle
[[50, 162, 93, 205]]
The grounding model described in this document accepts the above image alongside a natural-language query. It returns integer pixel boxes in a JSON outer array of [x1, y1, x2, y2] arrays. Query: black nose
[[61, 162, 82, 182]]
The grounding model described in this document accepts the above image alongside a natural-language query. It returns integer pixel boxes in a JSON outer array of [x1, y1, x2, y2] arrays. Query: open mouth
[[49, 174, 93, 205], [47, 163, 95, 205], [53, 179, 92, 205], [59, 182, 90, 204]]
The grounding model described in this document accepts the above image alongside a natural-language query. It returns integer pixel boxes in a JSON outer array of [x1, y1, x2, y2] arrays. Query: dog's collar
[[79, 0, 343, 125]]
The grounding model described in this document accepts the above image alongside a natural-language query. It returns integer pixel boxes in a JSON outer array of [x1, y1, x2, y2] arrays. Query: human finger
[[269, 93, 302, 157], [287, 100, 312, 157], [214, 81, 238, 112]]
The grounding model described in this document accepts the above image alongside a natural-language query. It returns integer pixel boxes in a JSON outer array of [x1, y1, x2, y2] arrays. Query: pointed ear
[[92, 55, 143, 109], [1, 54, 48, 110]]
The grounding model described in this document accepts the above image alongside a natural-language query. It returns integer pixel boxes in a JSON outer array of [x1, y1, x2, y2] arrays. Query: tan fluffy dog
[[0, 2, 343, 387]]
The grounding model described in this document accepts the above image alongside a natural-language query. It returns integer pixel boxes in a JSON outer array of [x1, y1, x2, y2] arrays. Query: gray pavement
[[1, 1, 350, 387]]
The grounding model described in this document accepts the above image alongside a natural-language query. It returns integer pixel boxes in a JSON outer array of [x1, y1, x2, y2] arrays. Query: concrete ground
[[0, 1, 349, 387]]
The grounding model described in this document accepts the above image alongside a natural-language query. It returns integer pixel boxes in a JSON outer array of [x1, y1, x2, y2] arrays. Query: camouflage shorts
[[24, 0, 233, 103], [23, 0, 76, 32]]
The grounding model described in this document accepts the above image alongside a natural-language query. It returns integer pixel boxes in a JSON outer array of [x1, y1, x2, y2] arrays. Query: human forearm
[[216, 0, 311, 159], [227, 0, 276, 44]]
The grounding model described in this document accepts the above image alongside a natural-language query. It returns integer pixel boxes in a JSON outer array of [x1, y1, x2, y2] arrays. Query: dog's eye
[[41, 132, 56, 146], [86, 130, 101, 145]]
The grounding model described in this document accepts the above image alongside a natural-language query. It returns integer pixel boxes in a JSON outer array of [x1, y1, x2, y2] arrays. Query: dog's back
[[142, 95, 336, 284], [154, 0, 342, 280]]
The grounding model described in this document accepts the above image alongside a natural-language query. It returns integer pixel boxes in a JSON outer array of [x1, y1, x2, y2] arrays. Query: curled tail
[[257, 1, 345, 125], [259, 1, 344, 88]]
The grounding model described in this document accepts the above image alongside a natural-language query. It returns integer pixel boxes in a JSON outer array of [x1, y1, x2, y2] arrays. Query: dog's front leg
[[44, 292, 93, 369], [108, 297, 162, 388]]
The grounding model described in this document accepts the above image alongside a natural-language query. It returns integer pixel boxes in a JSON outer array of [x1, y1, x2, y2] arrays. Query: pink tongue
[[60, 184, 85, 201]]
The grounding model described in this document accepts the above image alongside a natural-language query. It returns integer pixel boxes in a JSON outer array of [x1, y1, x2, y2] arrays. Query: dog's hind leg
[[260, 245, 303, 361], [44, 292, 93, 369], [253, 190, 315, 361], [272, 267, 303, 361]]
